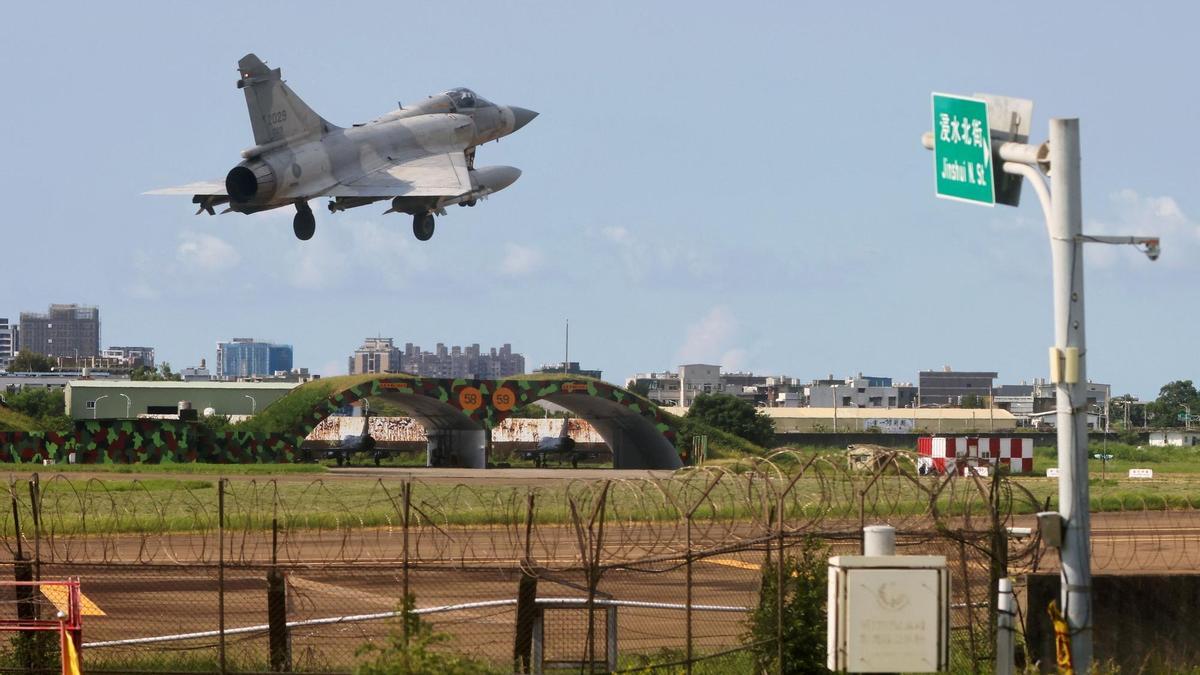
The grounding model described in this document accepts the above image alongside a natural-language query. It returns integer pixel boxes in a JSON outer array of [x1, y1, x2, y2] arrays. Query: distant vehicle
[[149, 53, 537, 242]]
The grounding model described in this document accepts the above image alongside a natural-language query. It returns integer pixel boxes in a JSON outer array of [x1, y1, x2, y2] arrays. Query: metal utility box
[[827, 555, 950, 672]]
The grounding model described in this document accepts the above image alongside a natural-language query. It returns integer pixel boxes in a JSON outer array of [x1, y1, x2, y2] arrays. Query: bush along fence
[[0, 420, 296, 464]]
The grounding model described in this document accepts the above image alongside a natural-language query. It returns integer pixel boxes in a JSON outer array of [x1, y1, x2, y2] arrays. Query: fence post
[[514, 492, 537, 673], [996, 577, 1015, 675], [27, 474, 40, 582], [572, 481, 610, 674], [988, 470, 1009, 651], [686, 499, 694, 675], [401, 480, 411, 646], [686, 474, 723, 674], [10, 479, 37, 674], [218, 477, 227, 674], [606, 605, 618, 672], [531, 611, 544, 675], [267, 518, 291, 672]]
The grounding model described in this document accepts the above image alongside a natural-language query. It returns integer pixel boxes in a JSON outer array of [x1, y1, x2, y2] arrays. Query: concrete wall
[[773, 431, 1124, 448]]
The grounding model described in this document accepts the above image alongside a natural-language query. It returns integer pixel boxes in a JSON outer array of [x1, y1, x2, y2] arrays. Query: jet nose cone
[[510, 106, 539, 132]]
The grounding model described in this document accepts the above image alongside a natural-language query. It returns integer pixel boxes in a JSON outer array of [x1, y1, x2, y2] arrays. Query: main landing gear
[[293, 201, 316, 240], [412, 212, 435, 241]]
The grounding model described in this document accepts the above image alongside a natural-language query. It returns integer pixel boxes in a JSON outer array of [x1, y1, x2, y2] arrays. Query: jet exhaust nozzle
[[226, 161, 277, 204]]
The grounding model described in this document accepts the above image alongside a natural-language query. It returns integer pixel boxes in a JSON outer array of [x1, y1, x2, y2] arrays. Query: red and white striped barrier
[[916, 437, 1034, 475]]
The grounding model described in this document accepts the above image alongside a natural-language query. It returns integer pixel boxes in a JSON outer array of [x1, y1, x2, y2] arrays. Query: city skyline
[[0, 301, 1170, 397], [0, 4, 1194, 400]]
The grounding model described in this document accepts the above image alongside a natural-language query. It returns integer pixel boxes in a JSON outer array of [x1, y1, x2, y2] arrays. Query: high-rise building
[[400, 342, 524, 378], [18, 304, 100, 359], [216, 338, 294, 379], [348, 337, 402, 375], [0, 318, 15, 368]]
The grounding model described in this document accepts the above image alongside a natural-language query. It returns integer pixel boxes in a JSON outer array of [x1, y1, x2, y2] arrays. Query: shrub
[[743, 536, 829, 673], [355, 594, 498, 675]]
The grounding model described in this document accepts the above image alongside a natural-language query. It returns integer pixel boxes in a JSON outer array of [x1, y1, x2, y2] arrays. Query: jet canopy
[[444, 88, 493, 110]]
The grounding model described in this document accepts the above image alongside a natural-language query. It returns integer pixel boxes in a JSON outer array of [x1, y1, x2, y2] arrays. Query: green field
[[0, 442, 1196, 537]]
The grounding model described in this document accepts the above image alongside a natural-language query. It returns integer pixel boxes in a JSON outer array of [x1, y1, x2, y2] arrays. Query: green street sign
[[932, 93, 994, 206]]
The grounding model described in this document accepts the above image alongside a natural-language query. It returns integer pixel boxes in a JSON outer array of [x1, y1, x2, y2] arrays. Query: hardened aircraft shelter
[[279, 375, 682, 470]]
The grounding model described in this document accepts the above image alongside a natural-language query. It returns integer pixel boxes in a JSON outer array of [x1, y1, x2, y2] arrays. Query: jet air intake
[[225, 161, 278, 204]]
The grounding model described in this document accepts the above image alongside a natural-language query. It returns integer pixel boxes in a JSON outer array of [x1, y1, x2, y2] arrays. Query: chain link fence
[[0, 449, 1113, 673]]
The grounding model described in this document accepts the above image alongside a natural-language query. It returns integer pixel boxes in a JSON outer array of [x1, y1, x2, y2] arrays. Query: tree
[[627, 380, 651, 399], [158, 362, 182, 381], [685, 393, 775, 447], [7, 351, 54, 373], [1147, 380, 1200, 428], [959, 394, 983, 409], [130, 362, 183, 382], [2, 388, 71, 433]]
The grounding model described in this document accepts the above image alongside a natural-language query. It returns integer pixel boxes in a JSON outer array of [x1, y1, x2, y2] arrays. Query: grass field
[[0, 439, 1194, 537], [0, 446, 1198, 537]]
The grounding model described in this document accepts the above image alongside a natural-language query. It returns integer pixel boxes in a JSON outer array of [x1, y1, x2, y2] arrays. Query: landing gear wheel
[[412, 212, 435, 241], [293, 202, 316, 240]]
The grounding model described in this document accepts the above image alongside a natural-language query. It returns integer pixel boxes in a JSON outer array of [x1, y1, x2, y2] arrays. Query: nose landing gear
[[293, 201, 316, 240]]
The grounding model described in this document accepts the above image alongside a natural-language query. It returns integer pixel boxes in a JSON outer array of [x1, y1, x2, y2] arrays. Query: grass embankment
[[236, 373, 769, 461], [0, 406, 40, 433]]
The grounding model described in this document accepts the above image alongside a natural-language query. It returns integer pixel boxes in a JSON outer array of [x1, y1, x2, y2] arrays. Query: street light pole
[[119, 393, 132, 419], [244, 394, 257, 415], [92, 395, 109, 420]]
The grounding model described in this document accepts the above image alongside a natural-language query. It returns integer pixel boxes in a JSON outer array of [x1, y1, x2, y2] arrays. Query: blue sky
[[0, 2, 1194, 399]]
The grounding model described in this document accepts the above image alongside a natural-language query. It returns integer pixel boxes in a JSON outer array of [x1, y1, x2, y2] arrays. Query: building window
[[85, 400, 96, 409]]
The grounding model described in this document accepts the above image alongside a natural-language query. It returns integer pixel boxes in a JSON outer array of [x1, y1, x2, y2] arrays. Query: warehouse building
[[65, 380, 298, 420], [663, 406, 1017, 434]]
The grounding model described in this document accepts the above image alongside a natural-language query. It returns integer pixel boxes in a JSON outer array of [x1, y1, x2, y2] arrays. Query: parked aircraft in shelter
[[149, 54, 538, 241]]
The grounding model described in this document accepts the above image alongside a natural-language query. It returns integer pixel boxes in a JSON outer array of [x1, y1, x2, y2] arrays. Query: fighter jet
[[149, 54, 537, 241]]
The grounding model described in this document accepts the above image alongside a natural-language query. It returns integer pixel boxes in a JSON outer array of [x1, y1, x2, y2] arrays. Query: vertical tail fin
[[236, 53, 333, 146]]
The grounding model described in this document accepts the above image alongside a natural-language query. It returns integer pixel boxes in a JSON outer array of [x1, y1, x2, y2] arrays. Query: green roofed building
[[65, 380, 298, 420]]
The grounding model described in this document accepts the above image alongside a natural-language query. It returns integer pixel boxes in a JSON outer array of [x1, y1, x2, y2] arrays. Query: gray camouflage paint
[[150, 53, 536, 236]]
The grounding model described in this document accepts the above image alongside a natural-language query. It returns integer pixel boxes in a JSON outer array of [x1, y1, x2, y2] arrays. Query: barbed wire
[[0, 450, 1068, 569]]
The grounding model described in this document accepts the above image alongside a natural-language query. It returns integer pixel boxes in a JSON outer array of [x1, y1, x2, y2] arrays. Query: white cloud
[[498, 243, 543, 276], [600, 225, 632, 244], [279, 219, 431, 290], [177, 231, 241, 272], [676, 306, 741, 365]]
